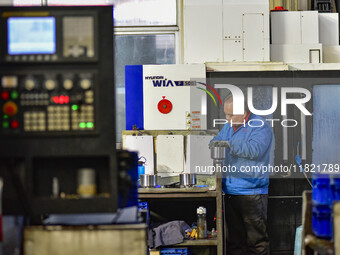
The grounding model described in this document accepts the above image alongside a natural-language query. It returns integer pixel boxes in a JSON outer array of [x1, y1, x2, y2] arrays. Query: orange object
[[3, 101, 18, 116]]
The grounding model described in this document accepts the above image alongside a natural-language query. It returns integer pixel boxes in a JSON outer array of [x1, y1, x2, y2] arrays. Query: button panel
[[1, 73, 96, 135], [48, 106, 70, 131], [71, 105, 94, 130]]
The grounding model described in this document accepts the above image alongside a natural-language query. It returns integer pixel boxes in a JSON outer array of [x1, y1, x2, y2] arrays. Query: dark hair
[[223, 93, 250, 114]]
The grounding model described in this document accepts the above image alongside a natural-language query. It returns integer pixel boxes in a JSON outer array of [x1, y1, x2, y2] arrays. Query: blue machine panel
[[125, 65, 144, 130]]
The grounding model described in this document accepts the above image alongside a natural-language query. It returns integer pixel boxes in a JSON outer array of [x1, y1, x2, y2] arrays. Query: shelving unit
[[139, 178, 223, 255], [122, 130, 223, 255]]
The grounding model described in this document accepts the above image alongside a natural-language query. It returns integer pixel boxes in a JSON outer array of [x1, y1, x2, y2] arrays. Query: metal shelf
[[138, 189, 217, 199], [173, 238, 218, 246]]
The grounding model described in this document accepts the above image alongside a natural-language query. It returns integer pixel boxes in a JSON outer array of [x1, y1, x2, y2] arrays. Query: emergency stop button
[[158, 96, 173, 114], [3, 101, 18, 116]]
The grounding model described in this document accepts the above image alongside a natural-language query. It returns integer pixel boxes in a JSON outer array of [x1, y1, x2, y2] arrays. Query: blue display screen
[[8, 17, 56, 55]]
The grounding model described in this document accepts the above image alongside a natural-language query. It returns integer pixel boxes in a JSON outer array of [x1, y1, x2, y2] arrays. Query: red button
[[158, 96, 173, 114], [1, 91, 9, 100], [3, 101, 18, 116], [11, 120, 19, 129]]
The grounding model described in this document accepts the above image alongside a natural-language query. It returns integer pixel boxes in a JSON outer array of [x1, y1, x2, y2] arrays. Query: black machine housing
[[0, 6, 118, 220]]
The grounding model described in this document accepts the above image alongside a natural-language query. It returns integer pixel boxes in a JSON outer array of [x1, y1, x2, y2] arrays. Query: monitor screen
[[8, 17, 56, 55]]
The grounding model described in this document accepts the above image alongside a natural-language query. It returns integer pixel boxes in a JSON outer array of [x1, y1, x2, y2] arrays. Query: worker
[[209, 93, 273, 255]]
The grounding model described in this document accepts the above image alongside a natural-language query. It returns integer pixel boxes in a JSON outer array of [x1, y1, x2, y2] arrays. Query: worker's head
[[223, 94, 250, 126]]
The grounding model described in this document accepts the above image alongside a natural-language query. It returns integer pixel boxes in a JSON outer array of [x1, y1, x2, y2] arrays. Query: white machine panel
[[156, 135, 184, 177], [271, 11, 319, 45], [323, 45, 340, 62], [271, 11, 321, 63], [243, 13, 264, 61], [223, 40, 243, 62], [271, 12, 302, 44], [183, 0, 223, 63], [222, 0, 270, 62], [124, 135, 155, 175], [301, 11, 319, 44], [319, 13, 339, 46], [143, 64, 206, 130], [271, 44, 322, 63], [186, 135, 214, 175]]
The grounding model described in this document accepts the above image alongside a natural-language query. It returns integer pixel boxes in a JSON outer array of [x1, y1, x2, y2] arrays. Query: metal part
[[210, 146, 227, 160], [211, 146, 227, 181], [179, 173, 196, 187], [140, 174, 157, 188], [77, 168, 96, 198], [52, 177, 59, 198]]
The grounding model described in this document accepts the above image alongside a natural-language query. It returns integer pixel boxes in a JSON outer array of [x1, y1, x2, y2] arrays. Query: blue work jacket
[[210, 114, 273, 195]]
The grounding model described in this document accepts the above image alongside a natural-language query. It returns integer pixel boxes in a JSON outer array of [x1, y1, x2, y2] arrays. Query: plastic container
[[312, 174, 331, 205], [160, 248, 191, 255], [137, 162, 145, 186], [197, 206, 207, 239], [312, 204, 332, 239]]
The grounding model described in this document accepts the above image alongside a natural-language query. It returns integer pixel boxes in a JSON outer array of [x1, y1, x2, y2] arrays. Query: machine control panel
[[0, 10, 98, 63], [0, 73, 96, 135]]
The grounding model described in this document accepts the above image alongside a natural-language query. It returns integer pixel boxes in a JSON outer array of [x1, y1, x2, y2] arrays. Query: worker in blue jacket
[[210, 94, 273, 255]]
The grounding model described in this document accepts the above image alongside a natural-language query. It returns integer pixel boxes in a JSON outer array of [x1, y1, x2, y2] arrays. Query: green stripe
[[197, 87, 217, 106]]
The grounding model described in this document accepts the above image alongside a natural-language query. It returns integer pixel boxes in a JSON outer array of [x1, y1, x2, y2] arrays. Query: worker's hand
[[209, 140, 230, 149]]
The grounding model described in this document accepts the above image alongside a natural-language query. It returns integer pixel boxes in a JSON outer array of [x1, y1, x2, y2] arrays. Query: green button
[[86, 122, 94, 128], [79, 122, 86, 128], [3, 115, 8, 119], [11, 91, 19, 99], [2, 121, 9, 128], [72, 105, 79, 111]]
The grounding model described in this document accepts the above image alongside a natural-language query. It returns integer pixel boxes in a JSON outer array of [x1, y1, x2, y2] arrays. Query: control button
[[1, 91, 9, 100], [25, 79, 36, 91], [3, 101, 18, 116], [44, 55, 51, 61], [2, 121, 9, 128], [45, 79, 57, 90], [63, 79, 73, 90], [2, 76, 18, 88], [11, 120, 19, 129], [22, 56, 27, 61], [68, 46, 84, 58], [80, 79, 92, 90], [52, 55, 58, 61], [88, 50, 94, 58], [87, 122, 94, 129], [85, 90, 94, 97], [85, 97, 94, 104], [6, 56, 11, 61], [72, 105, 79, 111], [29, 55, 35, 61], [11, 91, 19, 100]]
